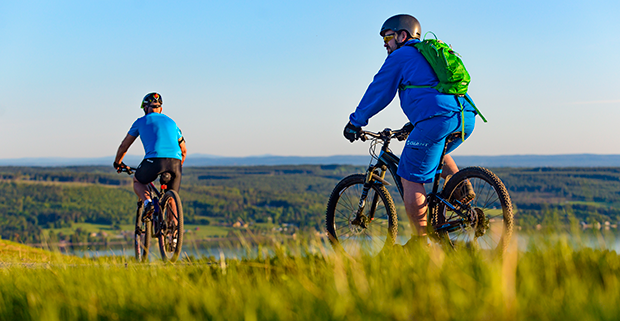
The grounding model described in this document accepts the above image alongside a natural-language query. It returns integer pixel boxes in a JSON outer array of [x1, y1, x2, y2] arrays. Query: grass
[[184, 224, 231, 239], [0, 239, 87, 264], [1, 233, 620, 320], [42, 223, 120, 237]]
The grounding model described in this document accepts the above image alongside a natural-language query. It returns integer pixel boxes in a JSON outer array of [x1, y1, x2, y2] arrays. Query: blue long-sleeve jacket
[[349, 39, 476, 128]]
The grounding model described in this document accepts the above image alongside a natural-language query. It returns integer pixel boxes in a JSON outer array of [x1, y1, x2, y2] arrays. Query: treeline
[[1, 165, 620, 242], [493, 167, 620, 229], [0, 181, 136, 242], [0, 166, 130, 186], [0, 165, 356, 242]]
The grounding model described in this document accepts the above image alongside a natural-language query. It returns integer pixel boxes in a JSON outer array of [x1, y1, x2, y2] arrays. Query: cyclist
[[343, 14, 476, 244], [114, 92, 187, 216]]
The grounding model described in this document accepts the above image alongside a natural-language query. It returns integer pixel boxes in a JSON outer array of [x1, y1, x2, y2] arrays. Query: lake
[[33, 231, 620, 261]]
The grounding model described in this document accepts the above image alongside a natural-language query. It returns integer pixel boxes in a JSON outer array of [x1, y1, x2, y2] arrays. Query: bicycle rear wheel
[[158, 190, 184, 262], [433, 166, 513, 256], [326, 174, 398, 256], [134, 201, 152, 262]]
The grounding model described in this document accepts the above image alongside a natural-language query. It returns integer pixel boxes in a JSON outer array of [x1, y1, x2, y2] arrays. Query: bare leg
[[442, 154, 459, 179], [401, 177, 428, 236], [133, 176, 151, 202]]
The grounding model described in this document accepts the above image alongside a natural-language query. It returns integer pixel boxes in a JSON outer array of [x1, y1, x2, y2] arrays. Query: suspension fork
[[366, 164, 389, 221], [351, 163, 388, 227]]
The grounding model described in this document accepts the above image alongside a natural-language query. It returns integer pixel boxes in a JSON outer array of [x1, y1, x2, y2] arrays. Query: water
[[45, 239, 265, 261], [35, 231, 620, 260]]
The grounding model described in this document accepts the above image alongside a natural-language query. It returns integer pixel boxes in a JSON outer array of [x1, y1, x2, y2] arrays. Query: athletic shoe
[[445, 175, 475, 205], [454, 180, 476, 205]]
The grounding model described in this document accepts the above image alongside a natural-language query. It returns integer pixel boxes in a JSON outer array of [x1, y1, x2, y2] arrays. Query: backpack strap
[[399, 85, 487, 123], [399, 84, 431, 90], [399, 85, 488, 142], [462, 95, 486, 122], [456, 95, 487, 141]]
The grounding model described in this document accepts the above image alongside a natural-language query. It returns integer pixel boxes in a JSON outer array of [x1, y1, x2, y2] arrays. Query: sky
[[1, 0, 619, 160]]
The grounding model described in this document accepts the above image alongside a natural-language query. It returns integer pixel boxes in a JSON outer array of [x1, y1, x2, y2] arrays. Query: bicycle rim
[[436, 166, 513, 256], [158, 190, 184, 262], [326, 174, 398, 256]]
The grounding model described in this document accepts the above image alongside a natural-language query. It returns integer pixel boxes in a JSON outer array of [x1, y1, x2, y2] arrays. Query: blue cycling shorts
[[397, 111, 475, 184]]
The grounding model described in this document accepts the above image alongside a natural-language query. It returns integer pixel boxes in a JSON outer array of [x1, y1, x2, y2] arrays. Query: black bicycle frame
[[370, 131, 451, 198], [368, 132, 468, 230], [144, 182, 164, 234], [374, 149, 403, 197]]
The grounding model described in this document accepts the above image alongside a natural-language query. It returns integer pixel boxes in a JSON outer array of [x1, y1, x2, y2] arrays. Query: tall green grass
[[0, 234, 619, 320]]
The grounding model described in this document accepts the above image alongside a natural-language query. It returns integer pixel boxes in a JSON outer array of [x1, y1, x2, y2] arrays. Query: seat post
[[431, 132, 462, 194]]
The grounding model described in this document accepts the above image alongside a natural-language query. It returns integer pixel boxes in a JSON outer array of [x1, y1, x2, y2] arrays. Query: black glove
[[113, 161, 127, 173], [343, 122, 362, 142], [395, 122, 414, 141]]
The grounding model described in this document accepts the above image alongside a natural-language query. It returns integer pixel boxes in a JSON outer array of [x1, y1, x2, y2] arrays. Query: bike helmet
[[141, 92, 163, 109], [380, 14, 421, 39]]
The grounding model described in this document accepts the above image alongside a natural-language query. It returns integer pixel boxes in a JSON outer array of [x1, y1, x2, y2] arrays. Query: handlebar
[[118, 166, 137, 175], [359, 122, 413, 142]]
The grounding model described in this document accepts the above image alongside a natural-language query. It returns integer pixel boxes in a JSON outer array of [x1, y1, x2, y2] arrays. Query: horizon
[[0, 153, 618, 168], [1, 151, 620, 160]]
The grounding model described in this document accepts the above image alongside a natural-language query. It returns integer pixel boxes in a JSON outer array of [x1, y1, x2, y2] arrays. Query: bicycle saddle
[[446, 132, 464, 143]]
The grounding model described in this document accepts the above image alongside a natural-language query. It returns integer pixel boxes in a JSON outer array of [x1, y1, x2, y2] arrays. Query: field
[[1, 231, 620, 320], [1, 165, 620, 319]]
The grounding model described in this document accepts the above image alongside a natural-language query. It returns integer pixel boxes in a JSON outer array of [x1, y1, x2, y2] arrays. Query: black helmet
[[380, 14, 421, 39], [141, 92, 163, 109]]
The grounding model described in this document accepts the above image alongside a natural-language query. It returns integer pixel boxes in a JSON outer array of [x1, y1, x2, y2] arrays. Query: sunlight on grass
[[0, 233, 619, 320]]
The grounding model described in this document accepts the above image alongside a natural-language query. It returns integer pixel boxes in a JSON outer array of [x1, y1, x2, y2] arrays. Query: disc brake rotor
[[472, 207, 488, 238]]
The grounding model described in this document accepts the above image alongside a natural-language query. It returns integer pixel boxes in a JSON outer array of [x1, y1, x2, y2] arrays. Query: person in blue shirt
[[114, 92, 187, 215], [343, 14, 476, 245]]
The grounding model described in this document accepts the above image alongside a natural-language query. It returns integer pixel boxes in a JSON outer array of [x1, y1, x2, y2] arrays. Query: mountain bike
[[119, 167, 184, 262], [325, 123, 513, 257]]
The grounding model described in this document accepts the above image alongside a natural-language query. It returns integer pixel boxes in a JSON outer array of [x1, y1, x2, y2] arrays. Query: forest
[[0, 165, 619, 243]]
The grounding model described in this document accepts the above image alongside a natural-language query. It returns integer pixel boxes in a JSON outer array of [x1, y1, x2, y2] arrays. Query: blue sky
[[1, 0, 619, 159]]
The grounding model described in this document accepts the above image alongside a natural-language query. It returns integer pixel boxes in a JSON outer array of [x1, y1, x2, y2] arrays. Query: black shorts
[[135, 158, 182, 191]]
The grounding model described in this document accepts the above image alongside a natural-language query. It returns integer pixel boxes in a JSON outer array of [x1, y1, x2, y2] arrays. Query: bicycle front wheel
[[134, 201, 152, 262], [326, 174, 398, 256], [434, 166, 513, 256], [158, 190, 184, 262]]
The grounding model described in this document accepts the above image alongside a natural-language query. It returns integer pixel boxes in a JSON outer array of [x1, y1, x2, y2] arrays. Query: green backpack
[[400, 32, 486, 124]]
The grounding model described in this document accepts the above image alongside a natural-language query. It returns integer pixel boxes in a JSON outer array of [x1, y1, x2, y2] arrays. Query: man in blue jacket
[[344, 14, 476, 244], [114, 92, 187, 215]]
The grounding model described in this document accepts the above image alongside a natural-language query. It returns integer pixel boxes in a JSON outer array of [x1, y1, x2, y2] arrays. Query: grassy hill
[[0, 239, 86, 264]]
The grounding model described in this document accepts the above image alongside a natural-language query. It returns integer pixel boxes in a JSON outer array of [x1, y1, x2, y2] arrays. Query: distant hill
[[452, 154, 620, 168], [0, 154, 618, 167]]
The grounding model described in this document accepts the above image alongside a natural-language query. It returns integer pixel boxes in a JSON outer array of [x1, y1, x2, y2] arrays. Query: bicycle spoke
[[435, 167, 513, 256], [326, 174, 397, 256]]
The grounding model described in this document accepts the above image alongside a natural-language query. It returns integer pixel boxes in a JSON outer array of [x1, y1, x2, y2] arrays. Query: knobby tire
[[158, 190, 184, 262], [432, 166, 513, 257], [325, 174, 398, 256]]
